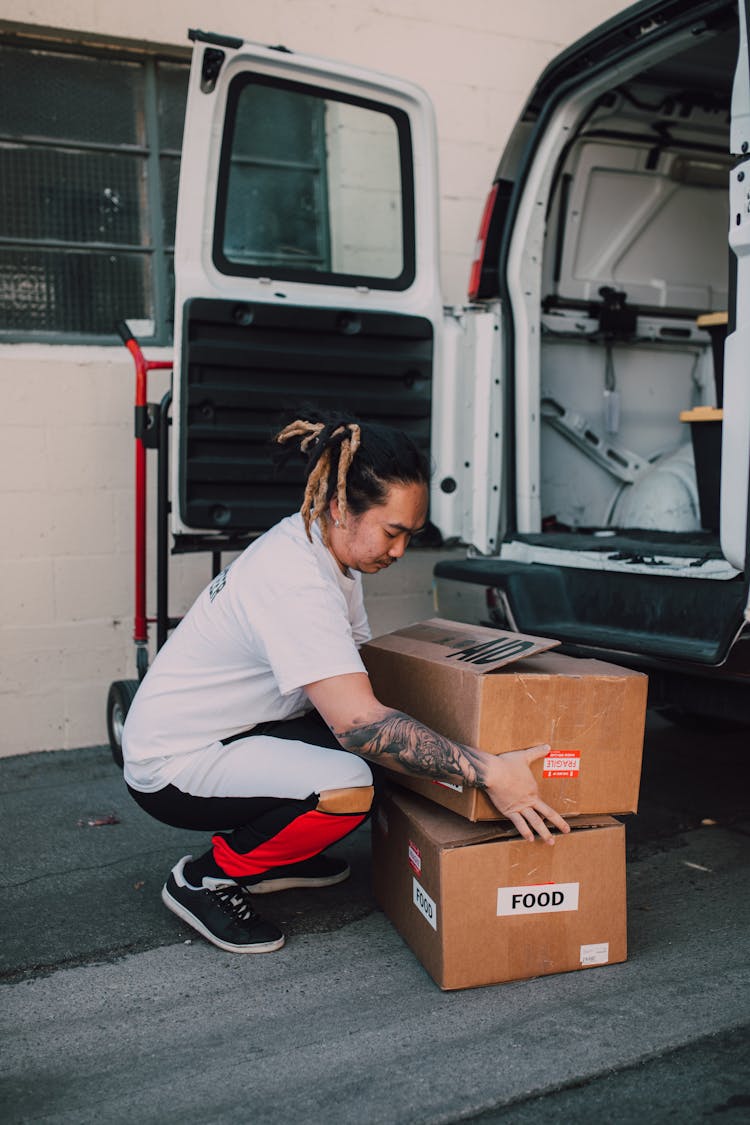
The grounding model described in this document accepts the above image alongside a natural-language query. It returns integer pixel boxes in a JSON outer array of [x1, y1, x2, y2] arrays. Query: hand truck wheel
[[106, 680, 139, 768]]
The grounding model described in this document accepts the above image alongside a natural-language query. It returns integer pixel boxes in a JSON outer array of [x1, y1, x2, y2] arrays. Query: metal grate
[[0, 42, 188, 342]]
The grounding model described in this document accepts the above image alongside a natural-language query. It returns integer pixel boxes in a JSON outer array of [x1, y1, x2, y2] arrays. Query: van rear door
[[723, 0, 750, 572], [436, 0, 750, 680], [171, 30, 450, 538]]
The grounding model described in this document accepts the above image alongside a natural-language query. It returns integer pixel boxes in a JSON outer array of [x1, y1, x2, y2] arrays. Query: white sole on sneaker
[[161, 884, 285, 954], [249, 863, 351, 895]]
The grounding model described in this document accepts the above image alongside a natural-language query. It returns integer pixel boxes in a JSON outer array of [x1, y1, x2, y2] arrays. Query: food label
[[543, 750, 581, 778], [497, 881, 580, 916], [412, 878, 437, 930]]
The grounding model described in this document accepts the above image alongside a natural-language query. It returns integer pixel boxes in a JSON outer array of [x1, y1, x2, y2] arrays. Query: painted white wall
[[0, 0, 633, 754]]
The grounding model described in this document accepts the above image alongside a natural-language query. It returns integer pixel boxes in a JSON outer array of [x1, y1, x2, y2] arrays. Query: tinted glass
[[0, 43, 188, 341], [160, 154, 181, 247], [157, 61, 189, 152], [1, 46, 142, 145], [0, 148, 147, 244], [218, 78, 408, 285], [0, 248, 149, 334]]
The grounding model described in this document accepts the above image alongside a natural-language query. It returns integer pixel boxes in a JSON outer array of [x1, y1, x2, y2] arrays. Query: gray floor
[[1, 712, 748, 1123], [470, 1026, 750, 1123]]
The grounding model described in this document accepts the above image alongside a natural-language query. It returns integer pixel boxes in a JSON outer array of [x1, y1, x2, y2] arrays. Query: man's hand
[[484, 744, 569, 845]]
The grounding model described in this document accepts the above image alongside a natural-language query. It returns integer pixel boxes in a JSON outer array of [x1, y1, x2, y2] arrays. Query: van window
[[213, 75, 414, 290]]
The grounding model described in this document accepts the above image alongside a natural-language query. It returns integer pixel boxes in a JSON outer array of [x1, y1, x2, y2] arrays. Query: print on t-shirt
[[209, 566, 230, 603]]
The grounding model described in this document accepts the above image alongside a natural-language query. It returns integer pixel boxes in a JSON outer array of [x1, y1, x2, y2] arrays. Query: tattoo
[[337, 709, 488, 790]]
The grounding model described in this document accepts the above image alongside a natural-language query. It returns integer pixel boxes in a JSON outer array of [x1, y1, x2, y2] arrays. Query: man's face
[[328, 481, 429, 574]]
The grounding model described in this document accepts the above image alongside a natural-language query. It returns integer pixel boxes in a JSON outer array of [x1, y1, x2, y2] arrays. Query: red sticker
[[543, 750, 581, 778], [408, 841, 422, 875]]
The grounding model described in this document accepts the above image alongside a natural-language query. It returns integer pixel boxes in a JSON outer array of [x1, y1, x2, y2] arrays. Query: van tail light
[[467, 183, 499, 301]]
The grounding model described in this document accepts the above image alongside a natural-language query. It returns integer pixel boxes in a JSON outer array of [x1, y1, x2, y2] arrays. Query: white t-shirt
[[122, 513, 371, 792]]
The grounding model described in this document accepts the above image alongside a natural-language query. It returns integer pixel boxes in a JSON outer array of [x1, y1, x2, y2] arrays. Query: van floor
[[509, 528, 723, 561], [436, 528, 745, 664]]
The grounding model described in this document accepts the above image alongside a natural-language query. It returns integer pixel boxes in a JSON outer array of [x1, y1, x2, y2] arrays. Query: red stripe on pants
[[211, 809, 365, 878]]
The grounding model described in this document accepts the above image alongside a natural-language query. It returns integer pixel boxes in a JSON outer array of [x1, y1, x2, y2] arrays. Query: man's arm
[[305, 672, 569, 845]]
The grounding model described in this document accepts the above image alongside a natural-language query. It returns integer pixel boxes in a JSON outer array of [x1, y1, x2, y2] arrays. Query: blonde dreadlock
[[275, 419, 362, 545]]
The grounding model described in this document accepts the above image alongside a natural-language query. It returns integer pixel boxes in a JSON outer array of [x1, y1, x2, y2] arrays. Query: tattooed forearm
[[336, 709, 489, 790]]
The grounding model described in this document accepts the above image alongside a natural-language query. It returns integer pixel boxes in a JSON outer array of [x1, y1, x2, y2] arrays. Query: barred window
[[0, 39, 188, 343]]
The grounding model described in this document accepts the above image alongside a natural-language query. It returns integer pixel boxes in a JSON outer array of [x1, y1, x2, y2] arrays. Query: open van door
[[171, 30, 451, 539], [723, 0, 750, 573], [435, 0, 750, 720]]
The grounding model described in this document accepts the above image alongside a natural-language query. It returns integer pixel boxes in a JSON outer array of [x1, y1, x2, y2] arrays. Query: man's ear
[[329, 495, 341, 523]]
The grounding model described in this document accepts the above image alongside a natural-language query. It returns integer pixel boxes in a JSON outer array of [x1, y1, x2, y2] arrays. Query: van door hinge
[[200, 48, 227, 93], [188, 31, 243, 93]]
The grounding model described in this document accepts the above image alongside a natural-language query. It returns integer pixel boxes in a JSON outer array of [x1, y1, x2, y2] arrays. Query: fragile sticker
[[543, 750, 581, 778], [580, 942, 609, 966], [497, 881, 580, 916], [412, 878, 437, 930], [434, 779, 464, 793], [408, 840, 422, 875]]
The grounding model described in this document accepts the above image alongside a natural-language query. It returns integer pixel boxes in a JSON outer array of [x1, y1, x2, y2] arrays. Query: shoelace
[[212, 885, 260, 926]]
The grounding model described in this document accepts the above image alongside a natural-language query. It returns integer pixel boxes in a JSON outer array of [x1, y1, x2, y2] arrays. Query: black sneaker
[[162, 856, 285, 953], [246, 853, 351, 894]]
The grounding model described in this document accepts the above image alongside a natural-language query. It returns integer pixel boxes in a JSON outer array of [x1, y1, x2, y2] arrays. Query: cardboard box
[[361, 618, 647, 821], [372, 786, 627, 990]]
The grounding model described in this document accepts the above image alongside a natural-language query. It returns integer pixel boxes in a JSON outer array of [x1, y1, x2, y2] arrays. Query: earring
[[334, 518, 340, 527]]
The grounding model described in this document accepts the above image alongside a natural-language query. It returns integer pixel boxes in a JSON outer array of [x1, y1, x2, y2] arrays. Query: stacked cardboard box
[[362, 618, 647, 990], [372, 789, 627, 991]]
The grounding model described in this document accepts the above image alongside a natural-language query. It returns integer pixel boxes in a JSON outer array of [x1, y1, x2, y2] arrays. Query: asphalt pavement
[[1, 712, 749, 1123]]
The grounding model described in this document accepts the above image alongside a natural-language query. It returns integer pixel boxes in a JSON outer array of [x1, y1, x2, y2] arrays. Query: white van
[[172, 2, 750, 724]]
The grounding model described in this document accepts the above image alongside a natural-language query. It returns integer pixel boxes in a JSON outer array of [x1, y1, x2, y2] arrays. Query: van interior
[[508, 21, 737, 575], [439, 15, 750, 673]]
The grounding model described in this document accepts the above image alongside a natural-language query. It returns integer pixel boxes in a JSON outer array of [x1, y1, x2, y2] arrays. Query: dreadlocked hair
[[274, 412, 429, 545], [275, 418, 360, 544]]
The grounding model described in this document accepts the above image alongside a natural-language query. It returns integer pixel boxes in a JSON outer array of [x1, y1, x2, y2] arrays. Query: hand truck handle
[[116, 320, 136, 346]]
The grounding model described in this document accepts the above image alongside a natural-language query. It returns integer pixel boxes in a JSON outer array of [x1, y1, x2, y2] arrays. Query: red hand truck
[[105, 323, 173, 764], [105, 323, 252, 765]]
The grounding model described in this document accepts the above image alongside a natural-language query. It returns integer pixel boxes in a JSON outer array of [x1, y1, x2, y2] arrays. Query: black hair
[[275, 410, 430, 543]]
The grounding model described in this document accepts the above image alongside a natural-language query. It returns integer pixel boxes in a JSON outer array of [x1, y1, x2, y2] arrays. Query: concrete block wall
[[1, 0, 631, 755]]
